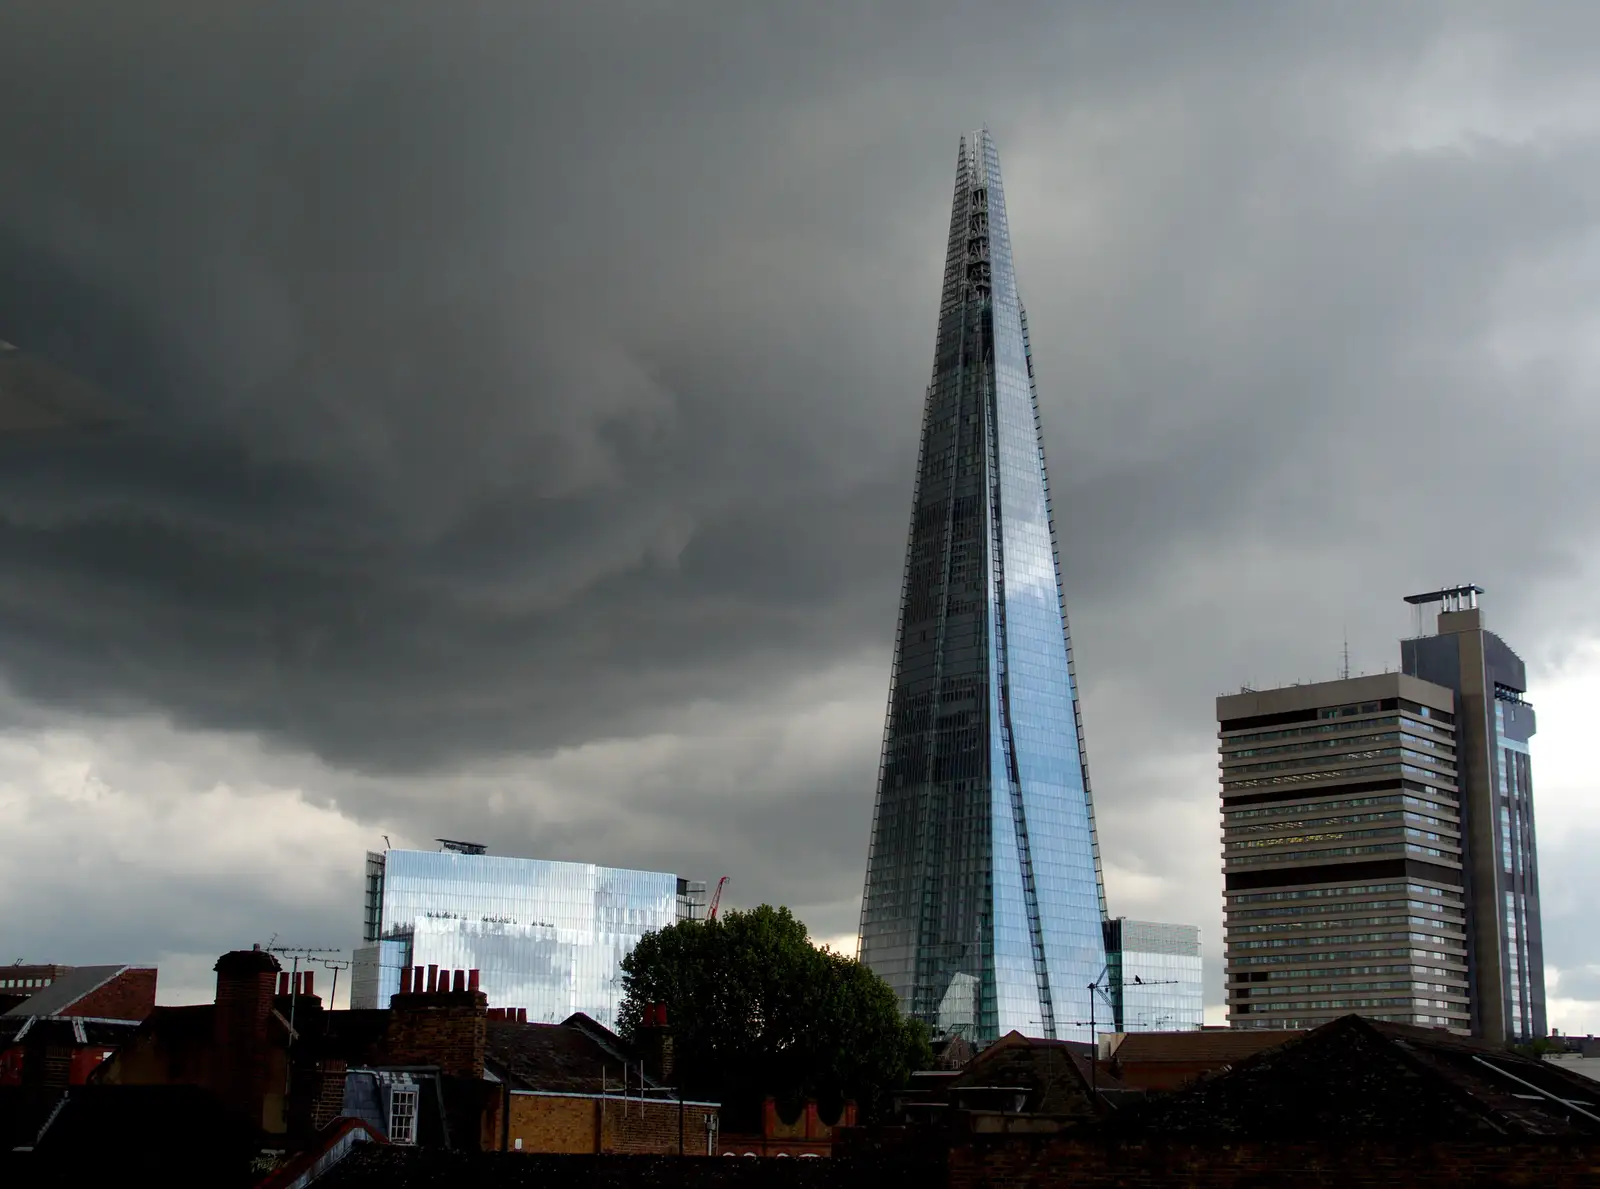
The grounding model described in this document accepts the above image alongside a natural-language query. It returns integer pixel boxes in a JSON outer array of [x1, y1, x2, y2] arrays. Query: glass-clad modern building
[[351, 845, 703, 1028], [1103, 919, 1203, 1033], [857, 129, 1108, 1044]]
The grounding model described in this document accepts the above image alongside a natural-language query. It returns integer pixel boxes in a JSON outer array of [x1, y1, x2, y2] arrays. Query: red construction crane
[[707, 876, 729, 921]]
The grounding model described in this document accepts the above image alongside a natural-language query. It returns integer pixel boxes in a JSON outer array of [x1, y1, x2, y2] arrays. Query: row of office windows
[[1, 977, 53, 990], [1231, 929, 1462, 952], [1240, 979, 1461, 997], [1232, 945, 1461, 968], [1226, 841, 1452, 867], [1216, 812, 1459, 844], [1224, 762, 1454, 791], [1233, 962, 1464, 983], [1222, 713, 1453, 750], [1227, 914, 1464, 937], [1223, 747, 1454, 779], [1228, 897, 1464, 923], [1237, 995, 1458, 1013], [1227, 881, 1461, 907], [1223, 796, 1456, 827]]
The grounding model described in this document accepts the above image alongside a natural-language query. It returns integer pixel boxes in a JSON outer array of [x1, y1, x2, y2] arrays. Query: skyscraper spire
[[858, 130, 1107, 1044]]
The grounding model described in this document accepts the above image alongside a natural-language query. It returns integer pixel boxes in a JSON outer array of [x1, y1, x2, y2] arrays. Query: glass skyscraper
[[858, 129, 1108, 1045], [351, 845, 703, 1028]]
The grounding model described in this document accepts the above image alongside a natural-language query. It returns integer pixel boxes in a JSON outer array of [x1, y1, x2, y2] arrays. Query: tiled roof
[[1116, 1014, 1600, 1139], [1111, 1029, 1303, 1066], [1, 966, 130, 1018], [0, 1016, 141, 1047], [485, 1016, 651, 1094], [948, 1031, 1123, 1116]]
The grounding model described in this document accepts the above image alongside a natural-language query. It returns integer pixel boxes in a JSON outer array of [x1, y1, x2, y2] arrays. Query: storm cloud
[[2, 3, 1600, 1018]]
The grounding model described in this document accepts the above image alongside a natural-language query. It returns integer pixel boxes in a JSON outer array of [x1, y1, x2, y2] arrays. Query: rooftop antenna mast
[[269, 945, 342, 1094], [1341, 628, 1350, 681]]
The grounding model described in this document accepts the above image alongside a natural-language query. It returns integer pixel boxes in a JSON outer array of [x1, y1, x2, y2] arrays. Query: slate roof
[[1116, 1014, 1600, 1140], [1110, 1028, 1302, 1067], [485, 1013, 653, 1095], [0, 1016, 141, 1048], [946, 1031, 1125, 1117], [1, 966, 131, 1017]]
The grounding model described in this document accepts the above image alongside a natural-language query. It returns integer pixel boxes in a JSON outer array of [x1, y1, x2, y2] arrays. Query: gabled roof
[[949, 1031, 1123, 1116], [1110, 1029, 1303, 1066], [485, 1014, 653, 1095], [0, 1016, 142, 1048], [1117, 1014, 1600, 1139], [2, 966, 133, 1018]]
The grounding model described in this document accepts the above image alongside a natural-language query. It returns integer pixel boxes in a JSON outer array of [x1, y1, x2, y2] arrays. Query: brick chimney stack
[[638, 1002, 675, 1085], [212, 946, 282, 1127], [385, 968, 487, 1080]]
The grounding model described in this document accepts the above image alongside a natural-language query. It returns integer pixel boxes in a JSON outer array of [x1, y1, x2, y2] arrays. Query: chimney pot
[[278, 972, 290, 996], [400, 967, 413, 995], [304, 970, 315, 998], [657, 1004, 668, 1028], [453, 969, 465, 993], [468, 969, 480, 993], [518, 1007, 527, 1024], [427, 964, 439, 993], [413, 966, 424, 993]]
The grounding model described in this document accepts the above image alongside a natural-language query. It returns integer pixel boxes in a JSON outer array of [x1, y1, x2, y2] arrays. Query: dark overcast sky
[[3, 2, 1600, 1019]]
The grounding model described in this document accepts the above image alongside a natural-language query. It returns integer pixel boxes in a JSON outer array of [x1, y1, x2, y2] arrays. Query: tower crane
[[707, 876, 729, 921]]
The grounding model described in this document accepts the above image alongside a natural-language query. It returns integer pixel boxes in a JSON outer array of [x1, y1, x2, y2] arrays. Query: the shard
[[858, 129, 1107, 1044]]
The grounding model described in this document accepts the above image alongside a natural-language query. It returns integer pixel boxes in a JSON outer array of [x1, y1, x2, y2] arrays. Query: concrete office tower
[[858, 129, 1107, 1044], [1217, 674, 1472, 1033], [1401, 586, 1545, 1043]]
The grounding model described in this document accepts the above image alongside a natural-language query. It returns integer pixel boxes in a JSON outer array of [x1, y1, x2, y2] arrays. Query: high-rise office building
[[352, 842, 704, 1027], [1218, 674, 1471, 1033], [1401, 586, 1544, 1042], [858, 129, 1107, 1045], [1103, 919, 1204, 1033], [1217, 587, 1544, 1042]]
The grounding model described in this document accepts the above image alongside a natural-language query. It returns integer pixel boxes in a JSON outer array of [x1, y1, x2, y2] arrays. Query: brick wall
[[945, 1137, 1600, 1189], [604, 1098, 718, 1156], [384, 989, 486, 1080], [505, 1093, 720, 1155], [509, 1094, 597, 1153], [67, 968, 158, 1021]]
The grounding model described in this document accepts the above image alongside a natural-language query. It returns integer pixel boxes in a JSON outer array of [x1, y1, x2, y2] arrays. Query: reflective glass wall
[[351, 849, 683, 1029], [1104, 919, 1203, 1032], [859, 129, 1108, 1044]]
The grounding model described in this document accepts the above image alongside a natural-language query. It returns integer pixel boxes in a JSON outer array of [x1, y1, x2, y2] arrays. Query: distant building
[[97, 945, 716, 1161], [1217, 586, 1546, 1043], [1218, 671, 1470, 1033], [1401, 586, 1546, 1043], [351, 842, 704, 1028], [0, 964, 157, 1088], [1102, 919, 1203, 1033]]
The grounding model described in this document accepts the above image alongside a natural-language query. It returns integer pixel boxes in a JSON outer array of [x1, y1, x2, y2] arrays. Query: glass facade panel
[[1105, 919, 1203, 1032], [352, 848, 683, 1029], [858, 130, 1107, 1044]]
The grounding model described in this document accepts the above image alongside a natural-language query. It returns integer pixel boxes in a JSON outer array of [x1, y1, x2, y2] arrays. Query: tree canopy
[[618, 904, 930, 1127]]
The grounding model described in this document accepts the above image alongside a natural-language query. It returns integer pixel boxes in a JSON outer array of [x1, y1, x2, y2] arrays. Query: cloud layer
[[2, 3, 1599, 1024]]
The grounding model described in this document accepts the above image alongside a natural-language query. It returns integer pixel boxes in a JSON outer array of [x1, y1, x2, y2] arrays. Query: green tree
[[619, 904, 930, 1127]]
